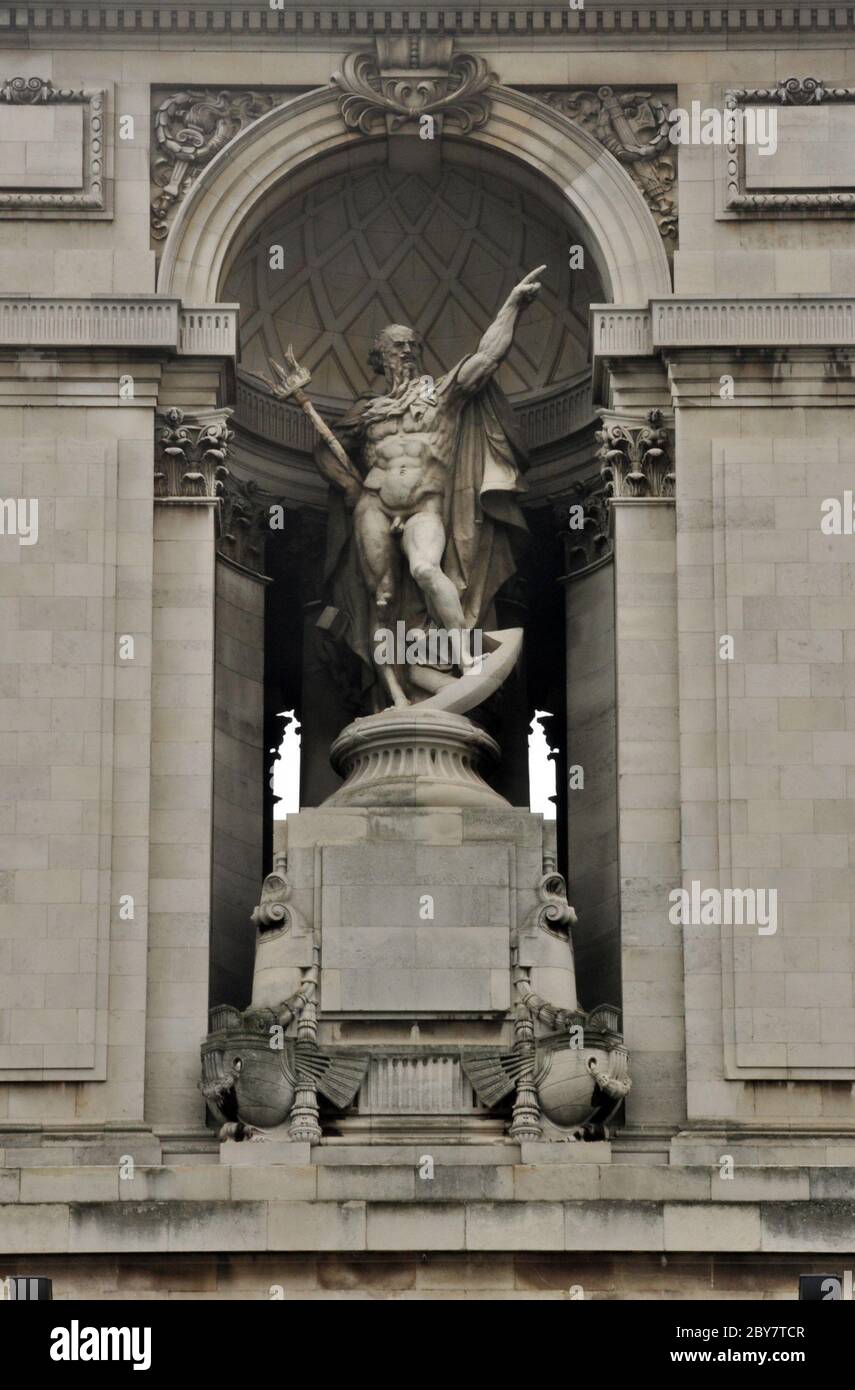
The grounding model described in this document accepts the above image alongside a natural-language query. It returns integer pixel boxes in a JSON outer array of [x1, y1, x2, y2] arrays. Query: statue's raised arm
[[454, 264, 545, 397]]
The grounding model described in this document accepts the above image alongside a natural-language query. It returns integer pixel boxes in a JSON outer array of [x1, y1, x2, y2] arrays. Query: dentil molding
[[3, 5, 855, 44]]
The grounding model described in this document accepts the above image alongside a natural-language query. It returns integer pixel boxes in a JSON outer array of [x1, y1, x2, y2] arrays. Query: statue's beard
[[387, 361, 418, 396]]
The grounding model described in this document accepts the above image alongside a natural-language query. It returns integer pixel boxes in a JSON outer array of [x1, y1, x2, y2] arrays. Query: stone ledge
[[593, 297, 855, 358], [3, 1190, 855, 1254], [220, 1140, 611, 1167], [0, 296, 237, 357], [0, 1161, 851, 1209]]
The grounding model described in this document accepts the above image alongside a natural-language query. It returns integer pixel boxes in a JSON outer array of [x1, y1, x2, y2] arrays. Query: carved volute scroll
[[331, 39, 495, 139]]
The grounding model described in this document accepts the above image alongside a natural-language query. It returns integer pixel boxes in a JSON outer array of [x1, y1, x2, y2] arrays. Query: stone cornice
[[2, 3, 854, 46], [0, 297, 237, 357], [593, 298, 855, 358]]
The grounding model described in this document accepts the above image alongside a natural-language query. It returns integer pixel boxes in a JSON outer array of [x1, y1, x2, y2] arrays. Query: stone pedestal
[[202, 804, 630, 1147]]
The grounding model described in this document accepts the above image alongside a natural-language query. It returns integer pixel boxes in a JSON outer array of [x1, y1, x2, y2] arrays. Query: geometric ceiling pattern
[[222, 163, 605, 407]]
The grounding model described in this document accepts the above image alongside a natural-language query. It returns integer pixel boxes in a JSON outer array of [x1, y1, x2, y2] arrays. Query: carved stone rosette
[[597, 409, 674, 500], [542, 85, 677, 242], [331, 39, 495, 138], [154, 406, 233, 499]]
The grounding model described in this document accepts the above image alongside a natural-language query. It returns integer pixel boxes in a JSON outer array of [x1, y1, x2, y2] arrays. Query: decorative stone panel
[[358, 1054, 483, 1115], [717, 77, 855, 218], [0, 77, 110, 217]]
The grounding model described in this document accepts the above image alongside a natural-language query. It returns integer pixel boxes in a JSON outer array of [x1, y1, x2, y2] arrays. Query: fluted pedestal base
[[325, 707, 508, 809]]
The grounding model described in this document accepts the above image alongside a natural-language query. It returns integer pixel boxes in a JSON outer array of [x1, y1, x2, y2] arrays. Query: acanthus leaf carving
[[154, 406, 234, 499], [597, 408, 674, 500], [331, 45, 495, 138]]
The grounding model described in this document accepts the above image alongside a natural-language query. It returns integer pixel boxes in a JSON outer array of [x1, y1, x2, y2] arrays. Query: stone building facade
[[0, 0, 854, 1300]]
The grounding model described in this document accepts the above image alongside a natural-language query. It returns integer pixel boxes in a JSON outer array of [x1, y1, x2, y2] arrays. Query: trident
[[243, 346, 363, 492]]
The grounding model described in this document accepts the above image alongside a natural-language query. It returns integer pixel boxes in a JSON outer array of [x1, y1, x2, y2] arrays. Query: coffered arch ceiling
[[222, 160, 606, 408]]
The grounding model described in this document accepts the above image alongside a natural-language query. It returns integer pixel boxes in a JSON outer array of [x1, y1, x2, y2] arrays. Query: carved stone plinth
[[202, 806, 630, 1146], [325, 708, 508, 809]]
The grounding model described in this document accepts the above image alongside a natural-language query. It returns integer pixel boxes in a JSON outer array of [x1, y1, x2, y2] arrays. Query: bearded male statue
[[273, 265, 545, 712]]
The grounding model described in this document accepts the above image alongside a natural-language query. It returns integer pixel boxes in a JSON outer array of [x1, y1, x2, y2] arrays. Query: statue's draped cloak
[[318, 357, 529, 701]]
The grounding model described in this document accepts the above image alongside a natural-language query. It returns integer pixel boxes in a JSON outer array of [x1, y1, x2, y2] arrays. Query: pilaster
[[144, 407, 229, 1131], [602, 413, 686, 1131]]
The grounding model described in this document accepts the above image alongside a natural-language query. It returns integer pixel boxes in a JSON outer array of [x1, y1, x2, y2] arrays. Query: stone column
[[210, 473, 279, 1012], [294, 510, 353, 808], [556, 485, 620, 1011], [600, 411, 686, 1130], [144, 408, 229, 1132]]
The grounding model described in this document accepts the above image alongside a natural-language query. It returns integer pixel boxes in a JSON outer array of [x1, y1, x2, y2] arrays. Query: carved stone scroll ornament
[[331, 42, 495, 137], [771, 76, 836, 105], [1, 76, 82, 103], [542, 86, 677, 242], [597, 409, 674, 500], [154, 406, 234, 499], [522, 865, 578, 943], [249, 854, 301, 934], [151, 89, 282, 239]]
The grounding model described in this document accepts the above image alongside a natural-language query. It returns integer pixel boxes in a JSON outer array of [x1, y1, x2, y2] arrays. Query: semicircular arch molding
[[157, 84, 672, 309]]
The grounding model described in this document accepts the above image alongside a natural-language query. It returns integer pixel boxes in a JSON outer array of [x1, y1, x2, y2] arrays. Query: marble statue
[[264, 266, 545, 712]]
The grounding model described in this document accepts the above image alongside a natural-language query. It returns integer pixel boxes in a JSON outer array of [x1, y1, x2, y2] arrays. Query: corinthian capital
[[154, 406, 233, 500], [596, 409, 674, 500]]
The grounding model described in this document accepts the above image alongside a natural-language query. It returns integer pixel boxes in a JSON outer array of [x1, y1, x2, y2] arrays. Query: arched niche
[[157, 84, 671, 308], [176, 79, 666, 1017]]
